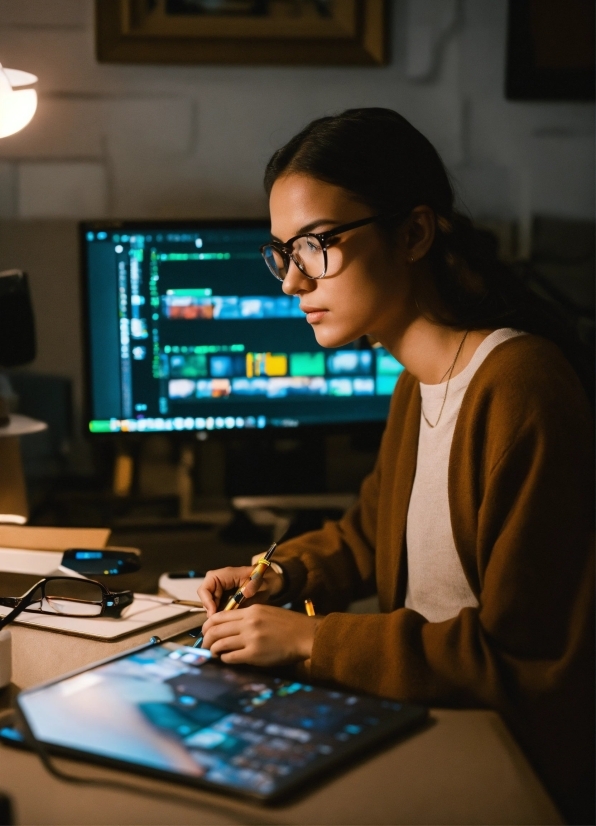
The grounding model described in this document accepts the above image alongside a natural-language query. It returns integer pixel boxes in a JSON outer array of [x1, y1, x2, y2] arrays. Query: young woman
[[198, 109, 594, 821]]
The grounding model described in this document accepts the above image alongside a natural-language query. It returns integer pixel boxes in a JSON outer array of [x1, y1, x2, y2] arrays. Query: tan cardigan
[[276, 335, 594, 819]]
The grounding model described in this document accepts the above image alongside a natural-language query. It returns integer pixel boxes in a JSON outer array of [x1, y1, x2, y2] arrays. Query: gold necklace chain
[[421, 330, 469, 429]]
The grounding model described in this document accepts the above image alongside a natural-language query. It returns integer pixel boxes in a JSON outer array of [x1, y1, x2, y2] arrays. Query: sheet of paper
[[0, 595, 193, 641], [0, 547, 64, 575], [158, 574, 204, 605]]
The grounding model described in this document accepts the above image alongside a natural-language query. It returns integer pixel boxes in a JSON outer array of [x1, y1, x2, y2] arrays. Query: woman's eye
[[306, 239, 322, 252]]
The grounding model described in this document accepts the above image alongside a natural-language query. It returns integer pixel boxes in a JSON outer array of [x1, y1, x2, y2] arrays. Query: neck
[[379, 318, 493, 384]]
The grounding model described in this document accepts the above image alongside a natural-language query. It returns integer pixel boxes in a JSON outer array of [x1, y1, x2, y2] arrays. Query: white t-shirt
[[404, 328, 525, 623]]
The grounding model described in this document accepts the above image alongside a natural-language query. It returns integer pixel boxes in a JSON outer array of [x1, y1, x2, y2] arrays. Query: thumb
[[238, 561, 271, 601], [239, 575, 261, 601]]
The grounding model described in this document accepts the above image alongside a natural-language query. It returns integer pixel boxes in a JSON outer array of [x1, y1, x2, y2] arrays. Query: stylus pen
[[192, 542, 278, 649]]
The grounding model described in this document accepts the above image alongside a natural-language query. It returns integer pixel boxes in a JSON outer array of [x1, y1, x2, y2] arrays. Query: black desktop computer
[[80, 220, 403, 496]]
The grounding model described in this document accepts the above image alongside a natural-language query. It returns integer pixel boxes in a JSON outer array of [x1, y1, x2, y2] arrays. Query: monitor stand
[[179, 442, 355, 541], [106, 428, 373, 534], [230, 493, 356, 542]]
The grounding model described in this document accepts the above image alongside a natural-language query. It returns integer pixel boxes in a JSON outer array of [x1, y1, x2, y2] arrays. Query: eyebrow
[[270, 218, 342, 242]]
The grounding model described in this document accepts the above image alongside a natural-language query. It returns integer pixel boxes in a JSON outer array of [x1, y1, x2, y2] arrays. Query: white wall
[[0, 0, 592, 227]]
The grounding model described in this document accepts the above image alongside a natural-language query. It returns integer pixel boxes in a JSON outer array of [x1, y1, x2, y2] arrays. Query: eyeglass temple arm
[[0, 580, 43, 631], [318, 212, 408, 247], [101, 589, 134, 618], [0, 598, 30, 631]]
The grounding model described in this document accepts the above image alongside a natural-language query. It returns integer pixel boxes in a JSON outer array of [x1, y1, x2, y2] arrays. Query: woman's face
[[268, 173, 415, 350]]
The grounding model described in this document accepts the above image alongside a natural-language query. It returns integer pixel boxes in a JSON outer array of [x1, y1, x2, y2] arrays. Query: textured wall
[[0, 0, 593, 466], [0, 0, 592, 226]]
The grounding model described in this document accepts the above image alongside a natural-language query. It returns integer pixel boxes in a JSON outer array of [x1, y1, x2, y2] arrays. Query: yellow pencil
[[304, 599, 316, 617]]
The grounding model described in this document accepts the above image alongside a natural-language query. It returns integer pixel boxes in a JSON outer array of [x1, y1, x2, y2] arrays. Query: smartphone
[[158, 572, 205, 603], [0, 717, 24, 749], [164, 571, 205, 579]]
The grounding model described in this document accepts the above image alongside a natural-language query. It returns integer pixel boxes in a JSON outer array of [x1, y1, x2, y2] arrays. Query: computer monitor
[[80, 220, 404, 436]]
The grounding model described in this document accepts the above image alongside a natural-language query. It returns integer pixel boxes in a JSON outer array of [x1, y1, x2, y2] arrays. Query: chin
[[312, 324, 361, 349]]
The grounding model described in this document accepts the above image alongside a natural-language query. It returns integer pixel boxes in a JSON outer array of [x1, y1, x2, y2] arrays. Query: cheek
[[311, 287, 379, 348], [307, 243, 398, 346], [329, 243, 392, 304]]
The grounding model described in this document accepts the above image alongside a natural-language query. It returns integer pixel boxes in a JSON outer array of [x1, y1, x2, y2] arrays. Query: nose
[[281, 259, 315, 296]]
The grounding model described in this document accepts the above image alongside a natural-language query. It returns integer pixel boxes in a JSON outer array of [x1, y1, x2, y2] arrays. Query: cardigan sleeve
[[272, 458, 381, 614]]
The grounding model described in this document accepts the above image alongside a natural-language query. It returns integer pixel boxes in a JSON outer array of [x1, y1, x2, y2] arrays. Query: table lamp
[[0, 60, 41, 523], [0, 62, 37, 138]]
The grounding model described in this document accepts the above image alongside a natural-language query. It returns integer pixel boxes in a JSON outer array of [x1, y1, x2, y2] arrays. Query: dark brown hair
[[265, 108, 593, 401]]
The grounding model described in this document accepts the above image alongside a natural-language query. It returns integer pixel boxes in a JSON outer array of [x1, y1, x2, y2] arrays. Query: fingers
[[197, 566, 254, 616], [196, 574, 219, 615], [197, 563, 283, 615], [203, 620, 242, 656], [200, 609, 242, 640], [239, 575, 261, 602], [200, 604, 317, 668], [202, 605, 271, 665], [201, 607, 255, 655], [220, 649, 249, 665]]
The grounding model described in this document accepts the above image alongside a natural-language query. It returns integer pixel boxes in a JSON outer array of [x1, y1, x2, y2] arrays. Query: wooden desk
[[6, 610, 205, 689], [0, 618, 562, 825]]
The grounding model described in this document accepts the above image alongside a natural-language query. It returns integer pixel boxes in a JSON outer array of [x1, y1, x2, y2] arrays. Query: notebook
[[0, 595, 196, 641]]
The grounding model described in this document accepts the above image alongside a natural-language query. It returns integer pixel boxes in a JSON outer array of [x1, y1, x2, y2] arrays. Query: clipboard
[[0, 596, 196, 641]]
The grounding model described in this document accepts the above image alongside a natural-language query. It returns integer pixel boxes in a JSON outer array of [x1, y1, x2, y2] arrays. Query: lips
[[300, 305, 328, 324]]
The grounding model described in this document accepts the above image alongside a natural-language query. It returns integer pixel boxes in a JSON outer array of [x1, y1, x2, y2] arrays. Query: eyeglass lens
[[26, 578, 104, 617], [263, 235, 325, 281]]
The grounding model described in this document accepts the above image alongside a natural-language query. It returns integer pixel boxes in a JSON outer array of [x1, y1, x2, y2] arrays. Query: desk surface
[[0, 615, 563, 826], [0, 705, 561, 826]]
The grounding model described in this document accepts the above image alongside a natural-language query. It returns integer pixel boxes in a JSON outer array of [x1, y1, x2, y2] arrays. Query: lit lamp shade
[[0, 64, 38, 138]]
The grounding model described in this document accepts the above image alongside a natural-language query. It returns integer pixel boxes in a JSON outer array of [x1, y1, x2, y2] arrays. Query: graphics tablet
[[16, 642, 427, 803]]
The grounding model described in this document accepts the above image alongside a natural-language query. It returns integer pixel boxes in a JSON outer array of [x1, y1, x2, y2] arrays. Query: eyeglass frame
[[0, 576, 134, 631], [259, 210, 408, 281]]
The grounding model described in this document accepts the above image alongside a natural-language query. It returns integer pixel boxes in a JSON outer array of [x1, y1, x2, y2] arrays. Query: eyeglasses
[[259, 211, 406, 282], [0, 577, 134, 630]]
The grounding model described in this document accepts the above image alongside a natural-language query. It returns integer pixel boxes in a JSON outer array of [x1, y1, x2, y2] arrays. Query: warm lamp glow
[[0, 63, 38, 138], [0, 514, 26, 525]]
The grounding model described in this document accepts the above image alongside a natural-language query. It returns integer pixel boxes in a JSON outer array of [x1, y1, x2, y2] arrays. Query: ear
[[403, 205, 435, 263]]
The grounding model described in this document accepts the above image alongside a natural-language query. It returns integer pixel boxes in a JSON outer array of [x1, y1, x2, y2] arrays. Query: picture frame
[[505, 0, 594, 100], [95, 0, 389, 66]]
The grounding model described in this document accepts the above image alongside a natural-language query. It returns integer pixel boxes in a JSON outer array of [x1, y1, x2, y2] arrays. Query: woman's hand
[[200, 604, 320, 667], [197, 564, 284, 617]]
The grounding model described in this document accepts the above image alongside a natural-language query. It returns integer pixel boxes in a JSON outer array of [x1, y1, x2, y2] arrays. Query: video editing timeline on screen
[[84, 225, 404, 434]]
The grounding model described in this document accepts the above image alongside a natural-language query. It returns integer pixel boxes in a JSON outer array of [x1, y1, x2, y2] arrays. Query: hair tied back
[[437, 215, 454, 234]]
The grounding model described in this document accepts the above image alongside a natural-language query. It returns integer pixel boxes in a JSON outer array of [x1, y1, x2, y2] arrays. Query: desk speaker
[[0, 270, 36, 368]]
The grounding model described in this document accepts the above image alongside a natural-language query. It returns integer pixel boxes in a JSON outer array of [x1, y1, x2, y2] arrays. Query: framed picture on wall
[[96, 0, 388, 66], [506, 0, 595, 100]]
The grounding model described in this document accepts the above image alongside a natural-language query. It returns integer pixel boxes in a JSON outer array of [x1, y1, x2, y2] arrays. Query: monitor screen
[[81, 221, 404, 435]]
